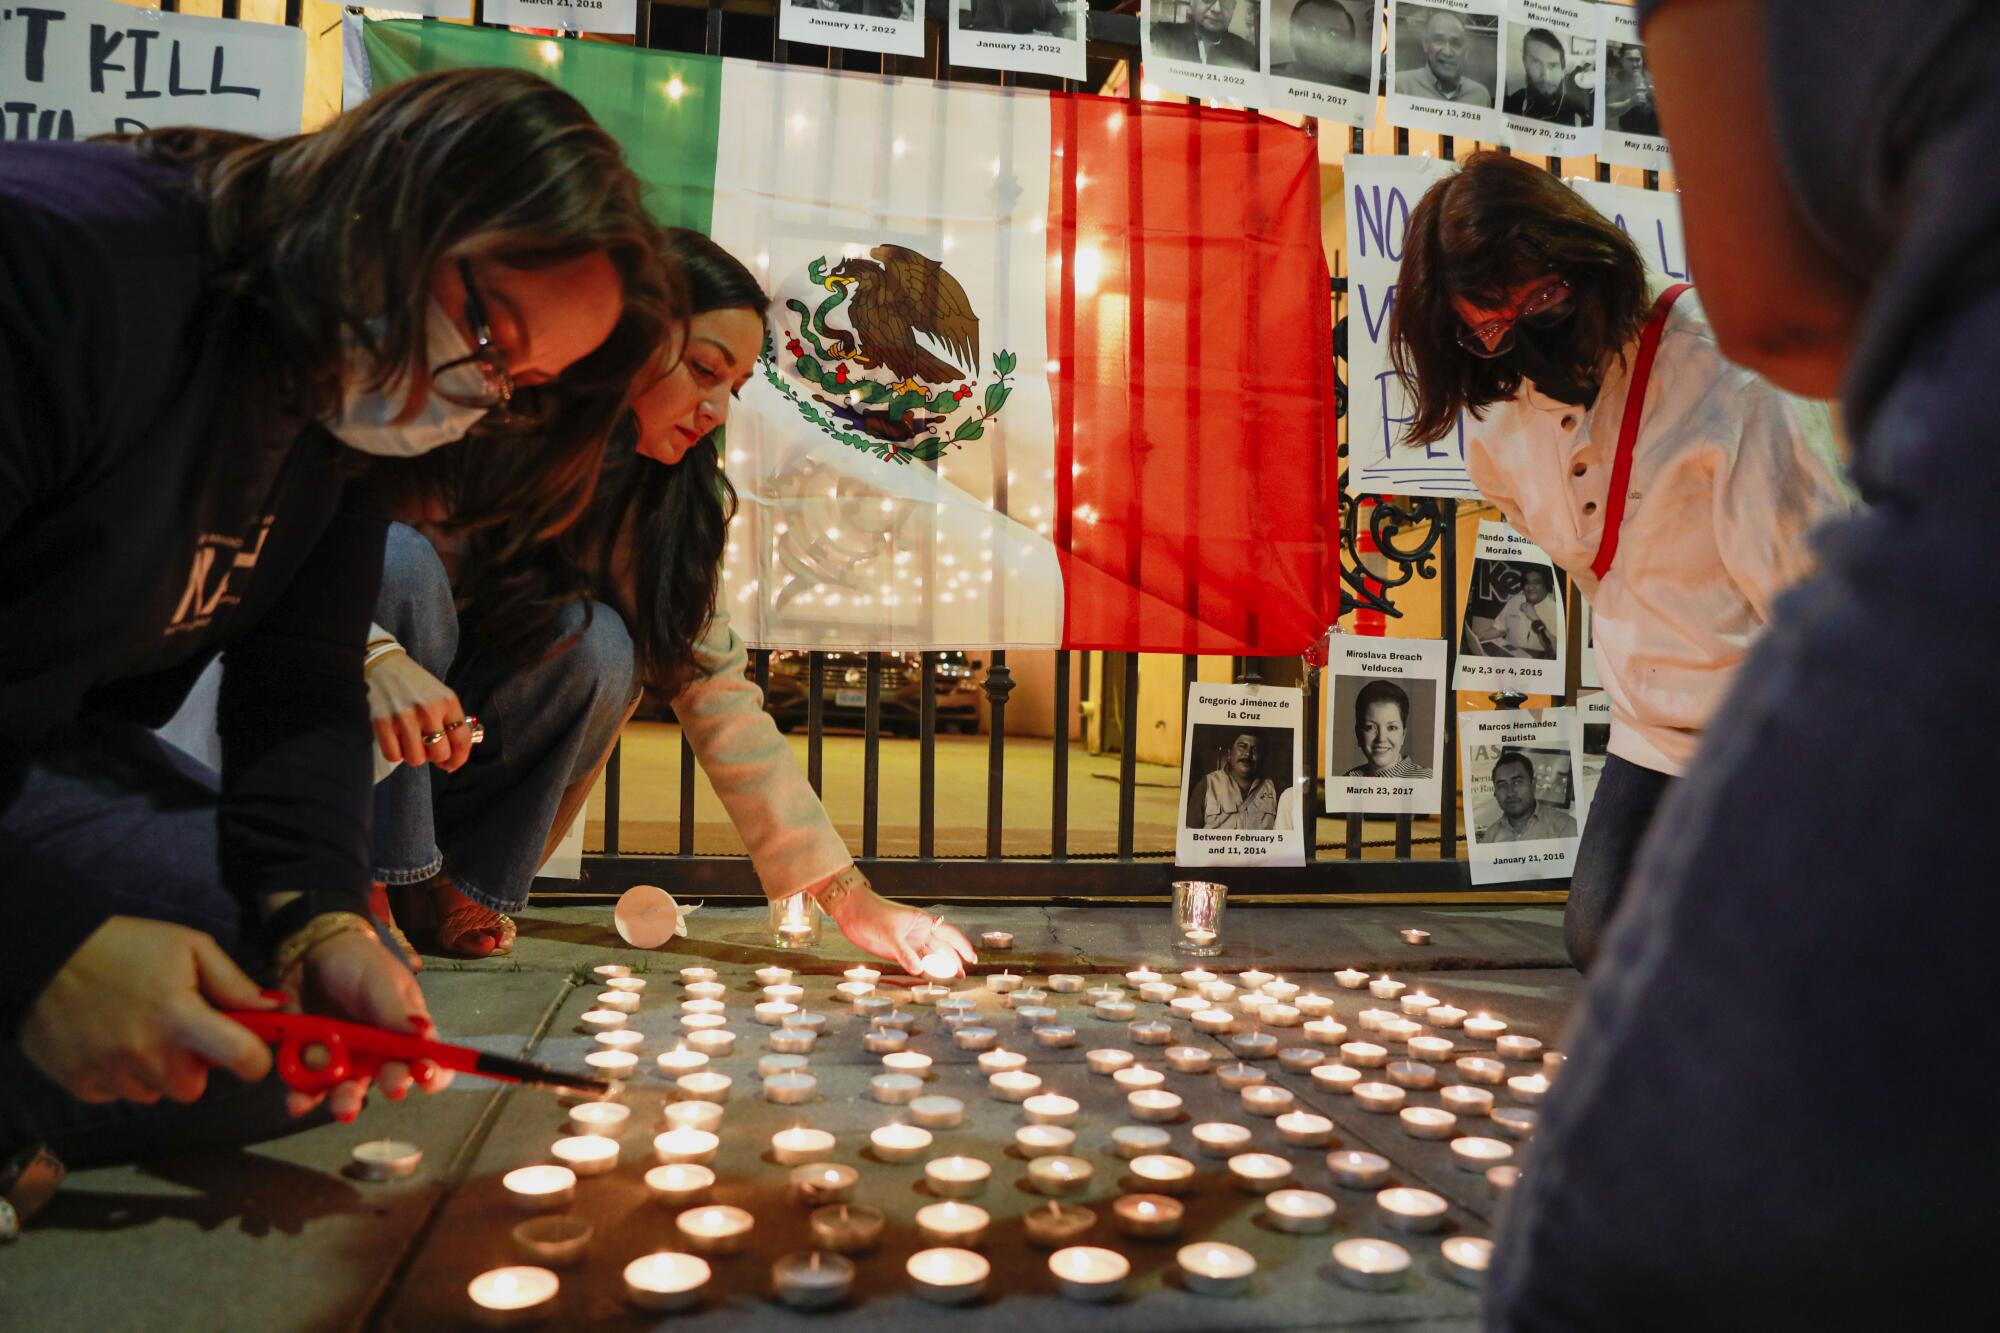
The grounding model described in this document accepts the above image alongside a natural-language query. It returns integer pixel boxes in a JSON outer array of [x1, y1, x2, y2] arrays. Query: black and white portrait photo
[[1177, 682, 1306, 867], [1390, 2, 1498, 108], [1462, 558, 1561, 661], [1326, 637, 1446, 815], [780, 0, 926, 59], [1271, 0, 1374, 91], [1185, 723, 1295, 831], [958, 0, 1077, 38], [1474, 746, 1577, 843], [1459, 706, 1581, 882], [1502, 21, 1595, 126], [1603, 41, 1656, 134], [1147, 0, 1264, 73], [1335, 676, 1437, 780], [951, 0, 1087, 78]]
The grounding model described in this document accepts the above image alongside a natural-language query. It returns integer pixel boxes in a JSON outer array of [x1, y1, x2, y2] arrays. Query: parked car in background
[[759, 651, 984, 737]]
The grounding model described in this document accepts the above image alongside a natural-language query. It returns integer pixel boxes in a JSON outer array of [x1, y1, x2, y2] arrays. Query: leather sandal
[[368, 881, 422, 974], [390, 873, 517, 959]]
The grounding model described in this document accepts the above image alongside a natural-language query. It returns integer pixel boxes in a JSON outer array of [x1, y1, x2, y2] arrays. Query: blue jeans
[[0, 721, 322, 1167], [1564, 754, 1674, 970], [372, 525, 636, 913]]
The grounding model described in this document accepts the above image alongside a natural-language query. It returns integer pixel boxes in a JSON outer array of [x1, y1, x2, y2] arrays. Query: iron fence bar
[[1345, 812, 1363, 859], [1051, 650, 1070, 862], [221, 0, 239, 20], [1395, 814, 1413, 859], [678, 731, 696, 855], [1116, 651, 1139, 860], [603, 737, 623, 857], [637, 0, 653, 49], [863, 650, 882, 859], [919, 652, 938, 859], [1303, 662, 1320, 862], [984, 650, 1013, 859], [703, 0, 721, 54], [806, 648, 825, 796], [284, 0, 300, 29]]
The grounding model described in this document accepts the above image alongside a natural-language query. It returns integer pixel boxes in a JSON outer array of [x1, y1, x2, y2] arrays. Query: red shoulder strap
[[1590, 282, 1692, 583]]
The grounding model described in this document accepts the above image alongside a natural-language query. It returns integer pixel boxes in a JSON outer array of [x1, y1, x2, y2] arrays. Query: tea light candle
[[676, 1071, 732, 1104], [1327, 1149, 1392, 1189], [1387, 1059, 1437, 1090], [1368, 976, 1407, 1001], [1181, 967, 1218, 986], [911, 983, 952, 1005], [677, 966, 714, 983], [1357, 1008, 1396, 1033], [682, 980, 725, 1001], [1457, 1055, 1506, 1085], [1450, 1135, 1514, 1173], [1295, 991, 1335, 1018], [1027, 1154, 1094, 1196], [1087, 1047, 1136, 1076], [907, 1248, 990, 1306], [1264, 1188, 1336, 1234], [679, 1012, 727, 1033], [853, 994, 894, 1021], [791, 1010, 831, 1032], [980, 930, 1014, 950], [1238, 968, 1274, 989], [1024, 1093, 1081, 1126], [1262, 979, 1301, 1002], [773, 1250, 855, 1311], [1262, 1004, 1302, 1028], [864, 1029, 910, 1055], [1507, 1073, 1551, 1105], [1226, 1032, 1276, 1061], [1015, 1005, 1059, 1028], [469, 1265, 559, 1326], [1193, 1008, 1235, 1034], [1429, 1003, 1468, 1028], [1112, 1120, 1168, 1152], [834, 981, 875, 1004], [761, 984, 805, 1006], [1377, 1185, 1449, 1234], [754, 1000, 799, 1026], [1440, 1085, 1495, 1117], [1043, 1247, 1129, 1311], [952, 1025, 999, 1052], [1379, 1018, 1424, 1044], [987, 970, 1022, 993], [1463, 1014, 1508, 1041], [1334, 968, 1369, 990], [1340, 1041, 1388, 1068], [1498, 1034, 1545, 1062], [870, 1073, 924, 1105], [351, 1139, 423, 1180], [1127, 1089, 1184, 1123], [1177, 1242, 1256, 1297], [1166, 1046, 1214, 1074], [1127, 1153, 1196, 1195], [1238, 992, 1274, 1018], [882, 1051, 934, 1079], [1127, 1020, 1173, 1046], [652, 1127, 720, 1166], [770, 1029, 819, 1057], [1048, 974, 1086, 993], [580, 1008, 628, 1033], [1216, 1062, 1267, 1091], [1488, 1164, 1521, 1191], [1543, 1050, 1566, 1075], [656, 1044, 709, 1077], [843, 964, 882, 984], [911, 1095, 966, 1129], [596, 990, 641, 1014], [1303, 1018, 1348, 1046], [869, 1123, 933, 1163], [567, 1102, 631, 1137], [1125, 966, 1163, 986], [1354, 1081, 1407, 1113], [550, 1134, 618, 1177], [596, 963, 634, 980], [1016, 1123, 1078, 1158], [679, 997, 726, 1018], [1182, 927, 1218, 949], [1113, 1192, 1184, 1238], [1228, 1151, 1293, 1194], [788, 1160, 860, 1200], [1399, 991, 1438, 1016], [645, 1163, 715, 1207], [1400, 928, 1432, 947], [918, 951, 961, 982], [809, 1203, 884, 1253], [1001, 986, 1047, 1010], [1033, 1024, 1078, 1049], [1139, 981, 1178, 1004], [1409, 1034, 1455, 1063], [1275, 1110, 1335, 1147], [686, 1027, 736, 1057], [661, 1101, 723, 1135], [1312, 1063, 1362, 1095], [504, 1165, 577, 1213], [1094, 998, 1137, 1022], [1024, 1200, 1098, 1248], [1332, 1237, 1411, 1291], [771, 1126, 835, 1165], [764, 1072, 818, 1106], [1199, 981, 1239, 1004], [1279, 1046, 1325, 1073], [1191, 1121, 1254, 1157], [755, 966, 793, 987], [1086, 985, 1127, 1005], [916, 1200, 990, 1247], [1400, 1106, 1458, 1140], [977, 1048, 1027, 1075], [1492, 1106, 1540, 1139], [1241, 1084, 1295, 1117], [675, 1204, 754, 1257]]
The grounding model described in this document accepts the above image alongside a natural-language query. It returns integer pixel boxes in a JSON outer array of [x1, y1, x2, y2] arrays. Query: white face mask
[[322, 301, 491, 457]]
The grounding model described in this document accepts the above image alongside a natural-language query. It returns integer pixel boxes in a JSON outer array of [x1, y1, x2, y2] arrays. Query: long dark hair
[[116, 68, 682, 545], [464, 230, 767, 697], [1389, 151, 1649, 445]]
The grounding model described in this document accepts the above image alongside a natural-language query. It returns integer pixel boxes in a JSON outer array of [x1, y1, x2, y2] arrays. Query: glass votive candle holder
[[676, 1204, 756, 1256], [1016, 1124, 1079, 1159], [1332, 1237, 1411, 1291], [1172, 879, 1226, 956], [770, 892, 822, 949], [645, 1163, 715, 1207], [809, 1202, 884, 1254], [791, 1162, 859, 1207]]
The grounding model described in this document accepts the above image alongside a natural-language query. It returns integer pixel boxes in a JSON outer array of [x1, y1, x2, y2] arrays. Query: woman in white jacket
[[366, 230, 975, 976]]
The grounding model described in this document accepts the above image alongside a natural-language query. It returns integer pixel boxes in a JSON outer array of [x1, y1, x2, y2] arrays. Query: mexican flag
[[365, 22, 1338, 653]]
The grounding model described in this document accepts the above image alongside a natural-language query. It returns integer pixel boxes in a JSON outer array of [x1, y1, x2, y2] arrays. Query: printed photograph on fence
[[951, 0, 1088, 80], [1455, 519, 1565, 692], [1385, 0, 1500, 139], [1143, 0, 1269, 105], [1578, 594, 1601, 688], [1572, 691, 1610, 825], [1460, 706, 1579, 884], [484, 0, 636, 34], [1498, 0, 1601, 157], [1266, 0, 1380, 126], [779, 0, 927, 59], [1177, 684, 1307, 867], [1594, 4, 1670, 170], [1325, 636, 1446, 815]]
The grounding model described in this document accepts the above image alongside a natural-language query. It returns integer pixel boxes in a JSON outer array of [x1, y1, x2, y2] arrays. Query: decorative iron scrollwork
[[1340, 470, 1451, 620]]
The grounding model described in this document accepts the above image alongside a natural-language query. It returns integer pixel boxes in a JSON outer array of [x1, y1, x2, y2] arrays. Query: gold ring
[[422, 730, 447, 746], [444, 718, 468, 732]]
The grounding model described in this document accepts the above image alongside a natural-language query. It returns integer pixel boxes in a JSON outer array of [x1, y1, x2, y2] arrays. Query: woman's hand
[[276, 927, 453, 1121], [367, 648, 473, 772], [827, 886, 978, 979], [18, 917, 280, 1105]]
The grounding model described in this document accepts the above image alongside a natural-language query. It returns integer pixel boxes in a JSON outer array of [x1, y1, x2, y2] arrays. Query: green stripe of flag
[[362, 20, 723, 234]]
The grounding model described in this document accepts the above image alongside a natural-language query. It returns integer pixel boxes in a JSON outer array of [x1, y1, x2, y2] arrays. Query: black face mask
[[1507, 324, 1599, 408]]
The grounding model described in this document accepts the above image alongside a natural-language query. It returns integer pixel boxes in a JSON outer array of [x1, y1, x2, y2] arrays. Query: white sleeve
[[1709, 380, 1857, 624]]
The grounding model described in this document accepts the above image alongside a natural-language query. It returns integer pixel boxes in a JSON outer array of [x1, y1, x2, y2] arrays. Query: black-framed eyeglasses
[[431, 258, 515, 420], [1456, 277, 1574, 358]]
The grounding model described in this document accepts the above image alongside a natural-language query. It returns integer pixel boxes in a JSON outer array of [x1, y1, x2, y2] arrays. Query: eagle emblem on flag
[[766, 243, 1018, 463]]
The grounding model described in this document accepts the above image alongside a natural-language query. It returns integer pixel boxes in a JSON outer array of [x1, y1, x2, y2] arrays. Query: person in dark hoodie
[[0, 68, 677, 1165]]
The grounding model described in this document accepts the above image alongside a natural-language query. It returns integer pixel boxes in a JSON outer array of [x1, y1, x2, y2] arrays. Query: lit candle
[[1139, 981, 1178, 1004], [566, 1102, 630, 1137], [868, 1123, 933, 1163], [1377, 1186, 1449, 1233], [1400, 928, 1432, 947], [808, 1203, 884, 1253], [1198, 981, 1239, 1004], [1125, 967, 1164, 986], [678, 1013, 727, 1033], [1543, 1050, 1566, 1076], [882, 1051, 934, 1079], [911, 1095, 966, 1129], [1507, 1073, 1550, 1106], [833, 981, 874, 1004], [1456, 1055, 1506, 1085], [1239, 968, 1274, 989], [1312, 1063, 1362, 1095], [1216, 1062, 1267, 1091], [1049, 1246, 1129, 1303], [1400, 1106, 1458, 1140], [977, 1048, 1027, 1076], [1264, 1187, 1337, 1234], [1227, 1151, 1293, 1194], [980, 930, 1014, 950], [1279, 1046, 1325, 1073], [661, 1101, 723, 1135], [580, 1008, 627, 1033], [1304, 1018, 1348, 1046], [756, 966, 794, 987], [596, 963, 633, 980], [1113, 1065, 1167, 1093], [1240, 1084, 1295, 1118], [1440, 1085, 1495, 1117], [1387, 1059, 1437, 1091], [952, 1025, 999, 1052], [1275, 1110, 1335, 1147], [792, 1163, 859, 1207], [1497, 1034, 1545, 1062], [1410, 1034, 1455, 1064], [679, 998, 725, 1017], [1439, 1235, 1493, 1289], [1295, 991, 1335, 1018], [864, 1029, 909, 1055], [468, 1265, 559, 1326], [684, 1028, 735, 1057], [1400, 991, 1438, 1016], [652, 1127, 720, 1166], [1024, 1199, 1098, 1248], [1262, 979, 1301, 1003], [1087, 1047, 1136, 1076], [916, 1200, 990, 1247], [1127, 1089, 1184, 1123], [1492, 1106, 1541, 1140], [1327, 1149, 1392, 1189], [644, 1163, 715, 1207], [1182, 928, 1218, 949], [675, 1071, 732, 1104], [1110, 1125, 1171, 1159], [351, 1139, 422, 1180], [1191, 1121, 1254, 1158], [768, 1027, 817, 1056], [762, 983, 805, 1005], [754, 1000, 799, 1026], [1340, 1041, 1389, 1068], [683, 980, 725, 1001], [1048, 974, 1086, 993], [1368, 976, 1407, 1001], [1227, 1033, 1277, 1062], [1261, 1004, 1302, 1028], [1332, 1237, 1411, 1291], [1357, 1008, 1397, 1033], [1463, 1013, 1508, 1041], [770, 1126, 836, 1166], [1334, 968, 1369, 990], [1379, 1018, 1425, 1044], [1166, 1046, 1214, 1074], [1353, 1081, 1407, 1114], [987, 970, 1022, 993], [773, 1250, 855, 1311], [675, 1204, 755, 1256], [1238, 992, 1274, 1018], [1181, 967, 1218, 986], [1177, 1241, 1256, 1297], [1113, 1192, 1184, 1238], [870, 1073, 924, 1106], [1023, 1093, 1081, 1126], [843, 965, 882, 984], [1127, 1153, 1196, 1195], [1027, 1154, 1094, 1196], [1032, 1024, 1078, 1049], [549, 1134, 619, 1178], [677, 966, 715, 984], [503, 1165, 577, 1213], [1094, 998, 1137, 1022], [595, 990, 641, 1014], [918, 950, 961, 981], [1016, 1123, 1078, 1158], [1450, 1135, 1514, 1173], [656, 1044, 709, 1077], [594, 1029, 644, 1053], [1086, 984, 1127, 1005], [1488, 1164, 1522, 1192], [1429, 1003, 1468, 1028], [906, 1247, 990, 1306]]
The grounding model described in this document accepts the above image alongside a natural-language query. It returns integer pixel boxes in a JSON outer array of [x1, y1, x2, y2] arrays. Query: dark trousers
[[1564, 754, 1675, 970]]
